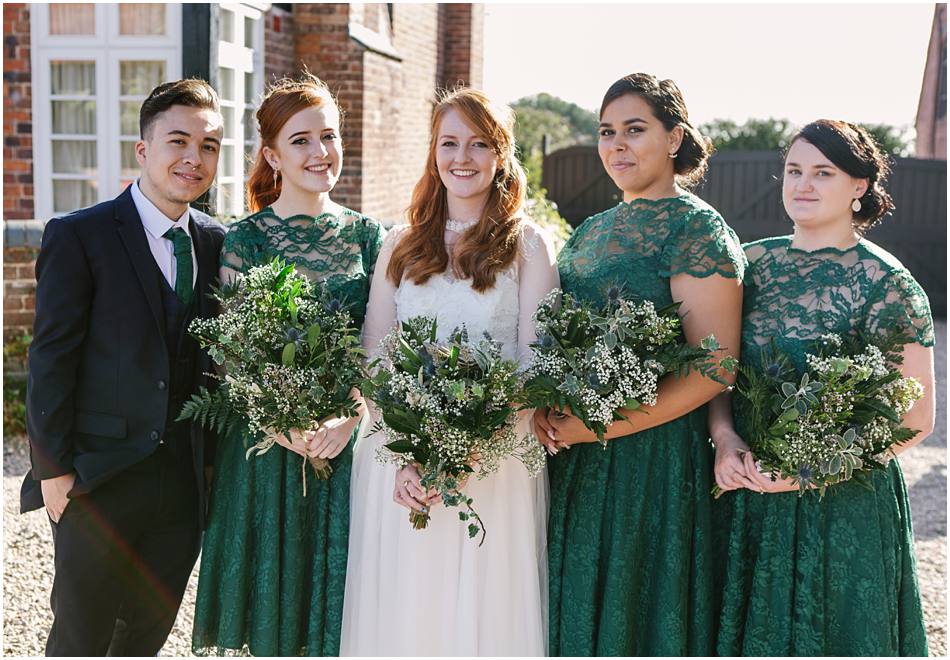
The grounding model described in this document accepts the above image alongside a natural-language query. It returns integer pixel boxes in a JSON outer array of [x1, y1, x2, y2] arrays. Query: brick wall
[[359, 4, 440, 223], [3, 244, 38, 342], [294, 3, 364, 211], [264, 4, 298, 82], [915, 4, 947, 159], [3, 3, 34, 220], [439, 3, 483, 90]]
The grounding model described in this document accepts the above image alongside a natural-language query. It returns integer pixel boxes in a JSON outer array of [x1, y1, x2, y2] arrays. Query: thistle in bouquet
[[729, 330, 924, 497], [178, 259, 366, 494], [363, 316, 545, 545], [521, 286, 736, 445]]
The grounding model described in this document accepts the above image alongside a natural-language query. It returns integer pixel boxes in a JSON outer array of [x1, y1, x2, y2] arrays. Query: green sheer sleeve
[[865, 269, 935, 347], [659, 207, 746, 280], [220, 218, 269, 274], [362, 218, 386, 279]]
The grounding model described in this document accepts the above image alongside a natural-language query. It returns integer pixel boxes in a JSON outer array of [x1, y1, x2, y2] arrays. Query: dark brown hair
[[386, 87, 526, 292], [246, 72, 341, 213], [600, 73, 712, 187], [787, 119, 894, 231], [139, 78, 220, 139]]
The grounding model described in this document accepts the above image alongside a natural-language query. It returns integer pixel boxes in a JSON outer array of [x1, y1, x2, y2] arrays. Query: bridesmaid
[[710, 119, 935, 655], [538, 73, 745, 655], [191, 74, 385, 656]]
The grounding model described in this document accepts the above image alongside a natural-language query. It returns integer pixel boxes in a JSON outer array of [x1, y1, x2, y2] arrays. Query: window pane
[[120, 101, 140, 136], [52, 101, 96, 134], [53, 180, 98, 213], [244, 16, 255, 48], [49, 4, 95, 35], [218, 183, 237, 214], [221, 106, 235, 139], [119, 4, 165, 36], [120, 141, 139, 176], [244, 72, 255, 104], [52, 140, 97, 175], [219, 68, 234, 101], [220, 9, 234, 43], [222, 145, 235, 177], [51, 61, 95, 95], [243, 108, 257, 142], [120, 61, 165, 96]]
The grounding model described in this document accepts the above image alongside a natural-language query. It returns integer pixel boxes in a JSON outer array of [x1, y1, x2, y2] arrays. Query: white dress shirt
[[130, 179, 198, 290]]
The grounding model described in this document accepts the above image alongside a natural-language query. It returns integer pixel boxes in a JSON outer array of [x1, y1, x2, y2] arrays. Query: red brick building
[[3, 2, 484, 341], [915, 3, 947, 159]]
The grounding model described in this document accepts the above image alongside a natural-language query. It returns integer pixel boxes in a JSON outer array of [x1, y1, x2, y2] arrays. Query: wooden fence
[[542, 148, 947, 316]]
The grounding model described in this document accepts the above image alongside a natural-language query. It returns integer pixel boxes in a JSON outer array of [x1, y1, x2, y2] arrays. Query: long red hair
[[386, 88, 526, 292], [246, 72, 340, 213]]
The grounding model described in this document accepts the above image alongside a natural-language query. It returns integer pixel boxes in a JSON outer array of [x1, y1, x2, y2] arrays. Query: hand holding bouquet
[[522, 286, 734, 444], [363, 316, 545, 545], [729, 332, 924, 496], [178, 259, 366, 494]]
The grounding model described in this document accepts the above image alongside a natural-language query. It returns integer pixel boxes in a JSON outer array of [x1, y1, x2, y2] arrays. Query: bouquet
[[363, 316, 545, 544], [728, 332, 924, 496], [178, 259, 366, 494], [521, 286, 735, 444]]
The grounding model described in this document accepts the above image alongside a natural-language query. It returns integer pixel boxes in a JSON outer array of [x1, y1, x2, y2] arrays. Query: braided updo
[[787, 119, 894, 231]]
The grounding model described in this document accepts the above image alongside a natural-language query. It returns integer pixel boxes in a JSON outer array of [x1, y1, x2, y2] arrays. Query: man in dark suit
[[21, 78, 226, 656]]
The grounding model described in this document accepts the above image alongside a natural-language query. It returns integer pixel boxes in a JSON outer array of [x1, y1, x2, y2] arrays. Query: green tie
[[162, 227, 194, 306]]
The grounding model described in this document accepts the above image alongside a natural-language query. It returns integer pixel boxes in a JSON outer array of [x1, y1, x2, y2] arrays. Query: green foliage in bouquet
[[733, 331, 924, 496], [363, 316, 544, 545], [522, 286, 735, 444], [177, 259, 366, 491]]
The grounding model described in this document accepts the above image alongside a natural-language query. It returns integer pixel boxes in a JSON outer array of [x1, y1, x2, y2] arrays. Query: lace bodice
[[219, 206, 385, 325], [557, 192, 746, 307], [361, 220, 559, 367], [740, 236, 934, 372]]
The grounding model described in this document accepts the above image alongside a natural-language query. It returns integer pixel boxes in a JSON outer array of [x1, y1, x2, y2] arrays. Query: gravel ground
[[4, 322, 947, 656]]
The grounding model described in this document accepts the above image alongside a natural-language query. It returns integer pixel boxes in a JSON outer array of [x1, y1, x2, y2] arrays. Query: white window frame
[[31, 3, 181, 220], [216, 2, 265, 218]]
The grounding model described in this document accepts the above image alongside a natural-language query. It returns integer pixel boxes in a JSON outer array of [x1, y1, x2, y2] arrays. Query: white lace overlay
[[341, 219, 559, 656]]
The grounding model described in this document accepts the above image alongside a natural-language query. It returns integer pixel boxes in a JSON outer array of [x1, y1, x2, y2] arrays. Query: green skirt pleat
[[548, 409, 719, 656], [191, 425, 353, 656], [712, 460, 927, 656]]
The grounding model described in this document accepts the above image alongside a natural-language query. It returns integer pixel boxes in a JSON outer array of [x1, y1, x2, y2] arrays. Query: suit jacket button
[[150, 430, 160, 441], [157, 380, 167, 390]]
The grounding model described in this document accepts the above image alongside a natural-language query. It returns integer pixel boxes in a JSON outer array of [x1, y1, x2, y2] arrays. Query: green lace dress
[[713, 236, 933, 656], [547, 193, 746, 656], [191, 207, 385, 656]]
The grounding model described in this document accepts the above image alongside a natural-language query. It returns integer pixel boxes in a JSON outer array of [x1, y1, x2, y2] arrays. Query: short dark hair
[[788, 119, 894, 231], [139, 78, 220, 139], [600, 73, 713, 188]]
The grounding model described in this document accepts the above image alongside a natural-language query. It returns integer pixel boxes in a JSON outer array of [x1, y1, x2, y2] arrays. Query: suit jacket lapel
[[114, 187, 164, 338]]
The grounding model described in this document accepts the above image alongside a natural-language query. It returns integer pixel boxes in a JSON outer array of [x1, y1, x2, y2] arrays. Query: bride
[[340, 88, 559, 656]]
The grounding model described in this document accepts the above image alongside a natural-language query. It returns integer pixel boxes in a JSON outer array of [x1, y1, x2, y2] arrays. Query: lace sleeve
[[517, 220, 560, 370], [361, 225, 408, 360], [219, 219, 267, 274], [865, 269, 935, 347], [362, 218, 386, 279], [660, 208, 746, 280]]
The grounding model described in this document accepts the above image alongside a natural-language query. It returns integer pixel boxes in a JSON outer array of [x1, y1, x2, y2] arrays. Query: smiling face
[[434, 107, 500, 215], [262, 104, 343, 199], [597, 93, 682, 201], [783, 138, 869, 230], [135, 104, 223, 218]]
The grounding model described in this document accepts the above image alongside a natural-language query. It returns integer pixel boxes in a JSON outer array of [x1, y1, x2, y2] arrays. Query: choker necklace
[[446, 218, 478, 232]]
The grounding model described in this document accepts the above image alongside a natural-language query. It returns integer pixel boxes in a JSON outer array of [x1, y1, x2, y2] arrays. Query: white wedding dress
[[340, 218, 559, 657]]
